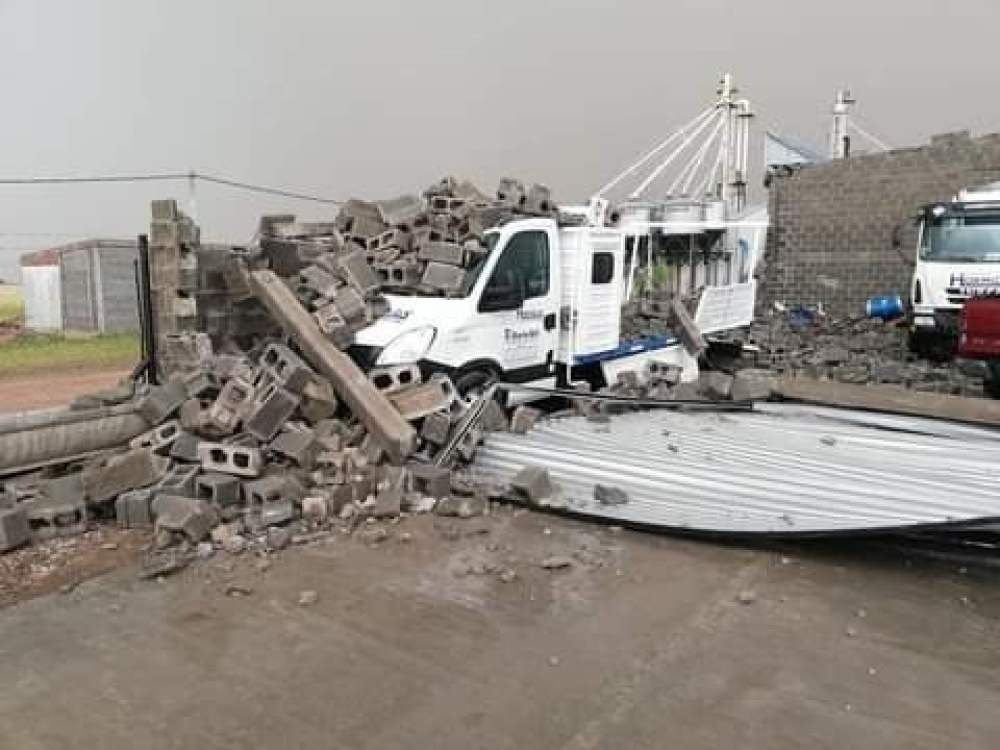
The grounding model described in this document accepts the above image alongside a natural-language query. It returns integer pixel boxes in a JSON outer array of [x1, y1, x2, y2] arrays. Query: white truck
[[351, 211, 760, 396], [910, 182, 1000, 359]]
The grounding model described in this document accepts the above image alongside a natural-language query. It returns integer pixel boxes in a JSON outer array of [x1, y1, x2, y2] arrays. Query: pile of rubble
[[0, 176, 563, 571], [733, 311, 991, 397]]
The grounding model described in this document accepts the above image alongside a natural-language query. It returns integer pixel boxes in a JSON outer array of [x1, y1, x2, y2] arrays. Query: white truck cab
[[353, 216, 702, 394], [910, 183, 1000, 358]]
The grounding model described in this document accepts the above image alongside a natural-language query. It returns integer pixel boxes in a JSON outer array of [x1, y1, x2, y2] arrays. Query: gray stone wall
[[761, 131, 1000, 317]]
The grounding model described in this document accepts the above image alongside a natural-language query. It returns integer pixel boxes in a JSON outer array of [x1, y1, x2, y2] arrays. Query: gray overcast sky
[[1, 0, 999, 278]]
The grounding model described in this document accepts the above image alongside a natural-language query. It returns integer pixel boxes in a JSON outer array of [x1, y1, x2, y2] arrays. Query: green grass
[[0, 332, 140, 379], [0, 285, 23, 325]]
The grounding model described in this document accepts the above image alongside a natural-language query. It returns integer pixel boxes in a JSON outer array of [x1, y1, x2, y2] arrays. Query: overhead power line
[[0, 171, 343, 205]]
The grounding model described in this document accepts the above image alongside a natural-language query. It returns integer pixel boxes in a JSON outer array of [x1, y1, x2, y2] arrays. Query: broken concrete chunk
[[434, 493, 488, 518], [408, 463, 452, 498], [0, 507, 31, 553], [595, 484, 629, 506], [697, 371, 734, 401], [421, 262, 466, 294], [129, 420, 184, 454], [152, 495, 220, 542], [82, 449, 169, 506], [269, 428, 320, 469], [420, 411, 452, 447], [390, 374, 458, 421], [139, 378, 189, 425], [511, 466, 554, 504], [510, 406, 541, 435], [299, 377, 339, 423], [730, 369, 777, 402], [115, 489, 154, 529]]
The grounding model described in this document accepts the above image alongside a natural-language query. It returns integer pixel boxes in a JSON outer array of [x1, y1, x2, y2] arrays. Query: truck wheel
[[454, 367, 500, 400], [986, 361, 1000, 399]]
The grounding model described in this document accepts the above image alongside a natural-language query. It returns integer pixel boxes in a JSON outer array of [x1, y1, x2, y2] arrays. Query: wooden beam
[[249, 269, 416, 463], [775, 375, 1000, 427]]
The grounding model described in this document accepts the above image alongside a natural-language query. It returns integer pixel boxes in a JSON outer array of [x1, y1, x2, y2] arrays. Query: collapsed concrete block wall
[[761, 131, 1000, 318]]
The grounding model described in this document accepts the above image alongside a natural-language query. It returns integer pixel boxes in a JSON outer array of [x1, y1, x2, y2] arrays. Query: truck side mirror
[[892, 224, 915, 266]]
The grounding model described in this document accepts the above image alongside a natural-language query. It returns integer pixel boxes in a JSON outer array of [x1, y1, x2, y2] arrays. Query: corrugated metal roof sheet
[[472, 406, 1000, 536]]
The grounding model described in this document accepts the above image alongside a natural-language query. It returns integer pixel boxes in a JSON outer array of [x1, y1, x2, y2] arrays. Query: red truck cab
[[959, 297, 1000, 396]]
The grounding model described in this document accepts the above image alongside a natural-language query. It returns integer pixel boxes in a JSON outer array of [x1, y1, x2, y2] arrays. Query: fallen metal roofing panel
[[471, 406, 1000, 536]]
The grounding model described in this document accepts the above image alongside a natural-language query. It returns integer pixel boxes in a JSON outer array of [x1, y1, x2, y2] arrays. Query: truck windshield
[[459, 231, 500, 295], [923, 214, 1000, 263]]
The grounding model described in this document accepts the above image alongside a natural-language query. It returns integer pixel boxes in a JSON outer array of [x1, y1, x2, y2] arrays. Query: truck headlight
[[376, 326, 437, 366]]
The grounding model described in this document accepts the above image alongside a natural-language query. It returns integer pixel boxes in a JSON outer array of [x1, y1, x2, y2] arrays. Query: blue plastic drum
[[865, 295, 904, 321]]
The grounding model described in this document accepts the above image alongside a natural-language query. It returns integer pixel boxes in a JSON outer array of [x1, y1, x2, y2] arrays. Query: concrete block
[[170, 432, 202, 463], [207, 375, 257, 435], [245, 384, 301, 442], [523, 183, 556, 215], [421, 262, 466, 294], [497, 178, 526, 208], [151, 199, 178, 222], [417, 240, 465, 266], [198, 442, 264, 478], [616, 370, 641, 389], [420, 411, 452, 446], [376, 194, 424, 226], [479, 399, 509, 432], [139, 378, 190, 425], [390, 374, 458, 421], [301, 494, 329, 523], [299, 377, 339, 423], [334, 250, 380, 297], [314, 303, 354, 349], [260, 342, 315, 395], [130, 420, 184, 455], [25, 492, 88, 541], [0, 507, 30, 553], [510, 406, 541, 435], [244, 474, 301, 529], [152, 495, 220, 542], [333, 287, 368, 329], [511, 466, 553, 504], [260, 237, 310, 277], [195, 472, 243, 508], [270, 428, 320, 468], [369, 364, 423, 395], [731, 369, 777, 402], [376, 260, 423, 289], [155, 464, 201, 498], [408, 463, 452, 498], [115, 489, 154, 529], [645, 360, 682, 386], [297, 264, 339, 298], [183, 369, 216, 399], [82, 449, 169, 506], [698, 371, 734, 401]]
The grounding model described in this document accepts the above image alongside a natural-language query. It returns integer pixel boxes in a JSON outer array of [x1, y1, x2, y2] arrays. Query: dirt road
[[0, 367, 130, 413], [0, 510, 996, 749]]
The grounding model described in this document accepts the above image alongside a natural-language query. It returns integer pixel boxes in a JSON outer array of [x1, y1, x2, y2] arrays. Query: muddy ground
[[0, 507, 997, 749]]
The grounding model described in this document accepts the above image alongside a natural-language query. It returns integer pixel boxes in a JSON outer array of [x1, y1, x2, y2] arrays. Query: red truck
[[958, 297, 1000, 396]]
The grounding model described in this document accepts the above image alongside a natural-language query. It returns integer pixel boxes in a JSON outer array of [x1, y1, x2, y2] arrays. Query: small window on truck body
[[591, 252, 614, 284], [483, 230, 550, 299]]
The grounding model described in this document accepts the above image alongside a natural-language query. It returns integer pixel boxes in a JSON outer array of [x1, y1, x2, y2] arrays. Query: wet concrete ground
[[0, 511, 997, 749]]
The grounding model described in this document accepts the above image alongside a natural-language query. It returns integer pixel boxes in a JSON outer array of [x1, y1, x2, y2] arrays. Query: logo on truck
[[950, 272, 1000, 292]]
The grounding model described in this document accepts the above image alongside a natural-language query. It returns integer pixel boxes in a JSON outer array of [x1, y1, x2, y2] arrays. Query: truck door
[[473, 226, 559, 384]]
